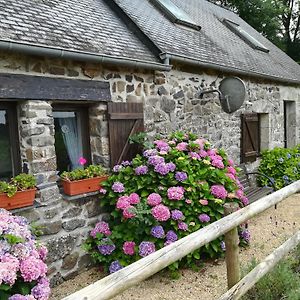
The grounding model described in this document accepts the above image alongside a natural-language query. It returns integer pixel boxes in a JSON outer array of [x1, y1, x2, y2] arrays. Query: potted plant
[[60, 158, 108, 196], [0, 173, 37, 210]]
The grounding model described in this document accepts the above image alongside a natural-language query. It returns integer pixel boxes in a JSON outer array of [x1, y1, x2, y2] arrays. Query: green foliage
[[258, 145, 300, 189], [84, 132, 249, 273], [60, 164, 108, 181], [0, 173, 36, 197], [242, 246, 300, 300]]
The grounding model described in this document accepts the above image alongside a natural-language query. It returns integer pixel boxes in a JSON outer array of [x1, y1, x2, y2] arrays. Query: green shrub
[[0, 173, 36, 197], [242, 246, 300, 300], [84, 132, 250, 274], [258, 145, 300, 189]]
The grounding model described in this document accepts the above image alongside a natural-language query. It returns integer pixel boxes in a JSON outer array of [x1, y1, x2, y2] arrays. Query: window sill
[[9, 200, 45, 214], [61, 190, 100, 202]]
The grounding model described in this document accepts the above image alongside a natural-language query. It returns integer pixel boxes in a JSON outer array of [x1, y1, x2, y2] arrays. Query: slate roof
[[113, 0, 300, 84], [0, 0, 300, 84], [0, 0, 159, 63]]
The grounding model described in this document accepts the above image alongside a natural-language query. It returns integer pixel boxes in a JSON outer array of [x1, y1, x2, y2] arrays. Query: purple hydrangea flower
[[109, 260, 123, 274], [143, 149, 158, 158], [150, 226, 165, 239], [166, 230, 178, 242], [154, 163, 170, 175], [139, 241, 156, 257], [148, 155, 165, 166], [97, 238, 116, 255], [121, 160, 132, 166], [178, 222, 188, 231], [220, 241, 226, 251], [240, 230, 251, 243], [166, 162, 176, 172], [198, 213, 210, 223], [171, 209, 184, 221], [31, 278, 51, 299], [175, 172, 188, 182], [113, 165, 123, 172], [112, 182, 125, 193], [135, 165, 148, 175]]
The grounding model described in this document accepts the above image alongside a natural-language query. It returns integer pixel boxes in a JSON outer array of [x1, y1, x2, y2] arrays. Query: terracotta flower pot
[[62, 176, 108, 196], [0, 189, 36, 210]]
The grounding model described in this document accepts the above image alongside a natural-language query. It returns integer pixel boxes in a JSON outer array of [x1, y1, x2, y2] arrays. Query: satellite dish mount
[[197, 77, 246, 114]]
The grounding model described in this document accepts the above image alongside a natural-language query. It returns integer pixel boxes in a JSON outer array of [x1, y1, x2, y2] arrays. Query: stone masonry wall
[[0, 51, 299, 285]]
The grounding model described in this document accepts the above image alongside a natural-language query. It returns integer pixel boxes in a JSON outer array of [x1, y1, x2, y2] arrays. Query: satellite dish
[[219, 77, 246, 113], [196, 77, 246, 114]]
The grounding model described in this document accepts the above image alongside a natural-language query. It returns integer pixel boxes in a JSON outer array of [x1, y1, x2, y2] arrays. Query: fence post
[[224, 202, 241, 289]]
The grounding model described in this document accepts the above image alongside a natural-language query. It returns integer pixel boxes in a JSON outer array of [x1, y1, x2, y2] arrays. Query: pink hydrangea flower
[[123, 241, 135, 256], [151, 204, 171, 221], [20, 256, 47, 282], [90, 221, 111, 238], [199, 150, 208, 158], [211, 159, 224, 169], [228, 159, 234, 166], [241, 196, 249, 206], [210, 185, 228, 199], [176, 142, 188, 151], [167, 187, 185, 201], [116, 196, 130, 210], [129, 193, 140, 205], [147, 193, 162, 206], [226, 173, 235, 180], [37, 245, 48, 262], [194, 138, 205, 149], [154, 140, 170, 152], [185, 199, 192, 204], [123, 206, 136, 219], [78, 157, 87, 166], [227, 166, 236, 175], [236, 189, 244, 199], [207, 149, 217, 156], [199, 199, 208, 205]]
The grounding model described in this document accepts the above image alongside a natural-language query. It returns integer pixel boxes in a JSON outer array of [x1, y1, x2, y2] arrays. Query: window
[[0, 103, 21, 181], [223, 19, 269, 53], [53, 106, 91, 173], [150, 0, 201, 30], [241, 113, 260, 163]]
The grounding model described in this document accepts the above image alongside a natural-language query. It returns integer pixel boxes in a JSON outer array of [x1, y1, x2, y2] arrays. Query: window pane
[[53, 111, 84, 172], [0, 110, 13, 180]]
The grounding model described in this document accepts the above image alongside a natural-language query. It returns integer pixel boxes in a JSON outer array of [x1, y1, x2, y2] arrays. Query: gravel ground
[[51, 193, 300, 300]]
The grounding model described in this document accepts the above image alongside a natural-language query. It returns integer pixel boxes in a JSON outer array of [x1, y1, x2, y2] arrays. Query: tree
[[211, 0, 300, 62]]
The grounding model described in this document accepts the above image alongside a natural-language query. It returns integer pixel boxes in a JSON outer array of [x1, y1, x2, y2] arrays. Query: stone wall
[[0, 51, 300, 284]]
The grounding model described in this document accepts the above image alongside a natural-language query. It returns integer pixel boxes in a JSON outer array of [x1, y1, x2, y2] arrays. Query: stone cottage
[[0, 0, 299, 284]]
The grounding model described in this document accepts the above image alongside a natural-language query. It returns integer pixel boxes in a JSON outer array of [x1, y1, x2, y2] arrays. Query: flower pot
[[62, 176, 108, 196], [0, 189, 36, 210]]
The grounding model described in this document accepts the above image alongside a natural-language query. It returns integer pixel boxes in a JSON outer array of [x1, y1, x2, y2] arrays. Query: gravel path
[[51, 193, 300, 300]]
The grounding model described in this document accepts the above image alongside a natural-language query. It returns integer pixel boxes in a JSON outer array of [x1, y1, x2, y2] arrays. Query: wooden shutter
[[108, 102, 144, 167], [241, 113, 260, 163]]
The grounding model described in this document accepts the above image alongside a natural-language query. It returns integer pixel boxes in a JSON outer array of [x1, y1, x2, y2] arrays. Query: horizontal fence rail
[[219, 230, 300, 300], [63, 180, 300, 300]]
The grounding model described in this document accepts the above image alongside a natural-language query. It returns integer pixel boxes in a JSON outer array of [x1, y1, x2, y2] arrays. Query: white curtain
[[58, 116, 83, 170]]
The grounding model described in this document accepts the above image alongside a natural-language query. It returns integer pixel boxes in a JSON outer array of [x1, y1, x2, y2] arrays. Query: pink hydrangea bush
[[84, 132, 249, 273], [0, 209, 50, 299]]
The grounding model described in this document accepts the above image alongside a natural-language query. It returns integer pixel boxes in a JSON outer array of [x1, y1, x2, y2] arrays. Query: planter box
[[62, 176, 108, 196], [0, 189, 36, 210]]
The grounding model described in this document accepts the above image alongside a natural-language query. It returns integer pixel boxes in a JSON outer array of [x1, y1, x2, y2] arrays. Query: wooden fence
[[63, 180, 300, 300]]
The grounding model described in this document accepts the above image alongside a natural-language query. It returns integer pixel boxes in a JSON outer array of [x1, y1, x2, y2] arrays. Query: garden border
[[62, 180, 300, 300]]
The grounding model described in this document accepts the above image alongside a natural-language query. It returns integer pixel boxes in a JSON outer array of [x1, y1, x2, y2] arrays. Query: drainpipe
[[0, 40, 172, 72], [160, 52, 300, 85]]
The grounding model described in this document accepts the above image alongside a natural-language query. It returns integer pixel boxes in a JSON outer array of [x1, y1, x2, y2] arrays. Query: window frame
[[0, 102, 21, 178], [52, 104, 91, 172], [241, 113, 261, 163]]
